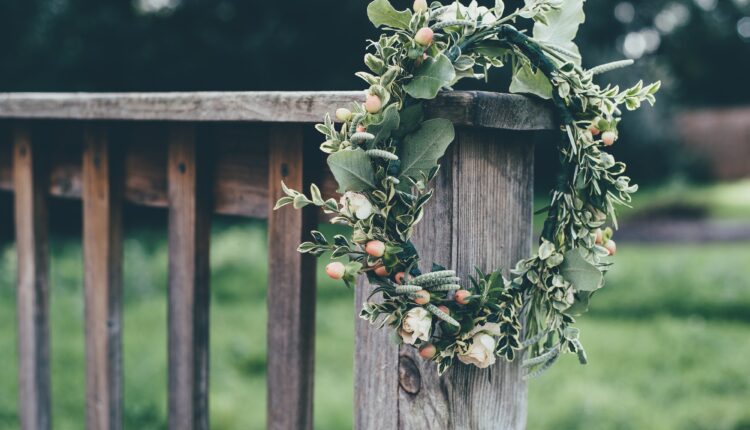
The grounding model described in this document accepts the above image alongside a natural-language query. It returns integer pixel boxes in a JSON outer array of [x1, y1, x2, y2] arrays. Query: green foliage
[[559, 249, 604, 292], [397, 118, 455, 181], [327, 148, 377, 192], [403, 54, 456, 99], [366, 0, 412, 29]]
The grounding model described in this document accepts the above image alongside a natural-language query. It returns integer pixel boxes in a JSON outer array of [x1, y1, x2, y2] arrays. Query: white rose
[[457, 323, 501, 368], [438, 1, 497, 25], [458, 333, 497, 368], [340, 191, 373, 220], [398, 307, 432, 345]]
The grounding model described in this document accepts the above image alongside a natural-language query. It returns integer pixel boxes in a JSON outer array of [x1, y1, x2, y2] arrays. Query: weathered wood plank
[[266, 124, 317, 430], [0, 92, 554, 130], [13, 124, 51, 430], [167, 125, 211, 430], [0, 123, 302, 219], [401, 128, 534, 429], [82, 125, 123, 430]]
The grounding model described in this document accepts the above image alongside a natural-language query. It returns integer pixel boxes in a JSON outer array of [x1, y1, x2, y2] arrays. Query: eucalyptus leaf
[[398, 118, 455, 180], [327, 148, 377, 192], [367, 0, 412, 29], [559, 249, 603, 292], [403, 54, 456, 99], [510, 62, 553, 99], [532, 0, 586, 65], [367, 104, 400, 146]]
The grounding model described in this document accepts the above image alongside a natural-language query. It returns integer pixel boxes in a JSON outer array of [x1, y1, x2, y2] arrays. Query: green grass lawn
[[1, 221, 749, 429]]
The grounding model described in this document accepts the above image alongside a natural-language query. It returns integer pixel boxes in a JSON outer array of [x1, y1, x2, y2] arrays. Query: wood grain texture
[[0, 92, 554, 130], [13, 124, 51, 430], [353, 277, 399, 430], [403, 128, 534, 429], [82, 125, 123, 430], [167, 125, 211, 430], [266, 124, 317, 430]]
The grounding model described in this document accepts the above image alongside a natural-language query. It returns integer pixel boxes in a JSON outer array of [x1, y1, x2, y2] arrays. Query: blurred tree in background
[[1, 0, 748, 183]]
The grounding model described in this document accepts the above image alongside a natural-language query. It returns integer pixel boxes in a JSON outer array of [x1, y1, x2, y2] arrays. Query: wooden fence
[[0, 91, 553, 430]]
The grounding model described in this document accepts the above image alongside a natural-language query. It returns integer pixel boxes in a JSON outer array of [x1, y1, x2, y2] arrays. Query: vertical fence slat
[[167, 125, 211, 430], [13, 124, 51, 430], [267, 124, 317, 430], [82, 125, 123, 430]]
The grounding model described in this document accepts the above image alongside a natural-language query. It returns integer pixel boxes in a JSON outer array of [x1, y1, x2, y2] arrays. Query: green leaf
[[398, 118, 455, 180], [566, 291, 592, 315], [403, 54, 456, 99], [510, 62, 553, 99], [532, 0, 586, 65], [367, 104, 400, 146], [392, 103, 424, 138], [367, 0, 412, 29], [327, 148, 377, 192], [559, 249, 603, 292]]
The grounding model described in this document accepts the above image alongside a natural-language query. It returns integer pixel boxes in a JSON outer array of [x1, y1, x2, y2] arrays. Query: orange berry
[[325, 262, 346, 280], [374, 265, 389, 277], [394, 271, 406, 284], [418, 343, 437, 359], [414, 27, 434, 46], [364, 93, 382, 114], [594, 228, 603, 245], [437, 305, 450, 315], [365, 240, 385, 257], [413, 290, 430, 305], [455, 290, 471, 305], [356, 125, 366, 133], [602, 131, 617, 146]]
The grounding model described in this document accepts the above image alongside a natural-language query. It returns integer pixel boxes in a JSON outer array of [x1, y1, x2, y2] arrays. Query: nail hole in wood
[[178, 162, 186, 174], [280, 163, 289, 178], [398, 355, 421, 395]]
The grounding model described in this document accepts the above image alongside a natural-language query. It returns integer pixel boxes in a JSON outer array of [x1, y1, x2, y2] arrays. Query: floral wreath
[[275, 0, 659, 376]]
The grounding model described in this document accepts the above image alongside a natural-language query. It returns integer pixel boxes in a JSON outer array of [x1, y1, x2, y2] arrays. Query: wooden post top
[[0, 91, 554, 131]]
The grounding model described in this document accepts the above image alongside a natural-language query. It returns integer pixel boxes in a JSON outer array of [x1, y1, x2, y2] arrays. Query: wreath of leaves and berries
[[275, 0, 659, 377]]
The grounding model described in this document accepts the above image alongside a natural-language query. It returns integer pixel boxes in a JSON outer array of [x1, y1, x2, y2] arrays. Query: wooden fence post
[[13, 124, 52, 430], [355, 128, 535, 430]]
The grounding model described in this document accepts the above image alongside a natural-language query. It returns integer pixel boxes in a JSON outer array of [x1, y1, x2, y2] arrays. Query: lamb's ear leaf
[[327, 148, 377, 192], [367, 0, 412, 30]]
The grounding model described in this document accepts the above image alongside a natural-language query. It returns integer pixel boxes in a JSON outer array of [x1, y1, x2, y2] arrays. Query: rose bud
[[394, 271, 406, 284], [365, 240, 386, 257], [335, 108, 352, 122], [413, 0, 428, 13], [594, 228, 603, 245], [325, 262, 346, 280], [374, 265, 390, 277], [604, 239, 617, 256], [601, 131, 617, 146], [455, 289, 471, 305], [418, 343, 437, 359], [364, 93, 382, 114], [413, 290, 430, 305], [414, 27, 434, 46]]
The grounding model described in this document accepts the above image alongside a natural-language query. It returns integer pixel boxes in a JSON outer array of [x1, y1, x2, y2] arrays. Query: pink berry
[[325, 262, 346, 280], [437, 305, 450, 315], [455, 290, 471, 305], [418, 343, 437, 359], [414, 27, 434, 46], [601, 131, 617, 146], [413, 0, 428, 13], [594, 228, 603, 245], [356, 125, 366, 133], [604, 240, 617, 256], [364, 93, 382, 114], [589, 125, 600, 136], [413, 290, 430, 305], [374, 265, 389, 277], [394, 271, 406, 284], [365, 240, 386, 257]]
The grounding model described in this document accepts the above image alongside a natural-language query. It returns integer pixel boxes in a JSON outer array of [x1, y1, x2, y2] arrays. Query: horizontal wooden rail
[[0, 91, 554, 430], [0, 91, 554, 130]]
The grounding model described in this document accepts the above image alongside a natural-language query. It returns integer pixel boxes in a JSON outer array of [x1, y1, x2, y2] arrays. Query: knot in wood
[[398, 355, 421, 395]]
